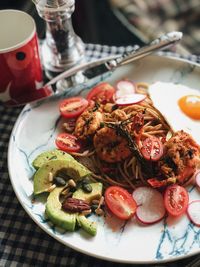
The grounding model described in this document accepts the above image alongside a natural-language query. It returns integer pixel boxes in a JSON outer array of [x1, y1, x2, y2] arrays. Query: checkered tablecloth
[[1, 43, 200, 267], [109, 0, 200, 55]]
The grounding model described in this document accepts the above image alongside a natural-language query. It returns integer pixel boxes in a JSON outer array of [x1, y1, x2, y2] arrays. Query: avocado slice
[[32, 149, 74, 170], [77, 215, 97, 236], [72, 183, 103, 204], [34, 159, 91, 195], [46, 187, 97, 236], [46, 186, 77, 231]]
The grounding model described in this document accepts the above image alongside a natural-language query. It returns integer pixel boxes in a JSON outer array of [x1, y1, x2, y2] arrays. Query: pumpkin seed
[[82, 183, 92, 193], [54, 176, 66, 186], [82, 177, 91, 184], [91, 204, 98, 212]]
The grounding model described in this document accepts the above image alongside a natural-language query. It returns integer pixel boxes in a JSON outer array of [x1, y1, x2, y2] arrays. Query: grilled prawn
[[74, 108, 103, 140], [93, 127, 131, 163], [160, 131, 200, 183], [149, 130, 200, 187]]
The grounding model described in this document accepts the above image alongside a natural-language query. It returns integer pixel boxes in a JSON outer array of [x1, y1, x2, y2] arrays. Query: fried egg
[[148, 81, 200, 145]]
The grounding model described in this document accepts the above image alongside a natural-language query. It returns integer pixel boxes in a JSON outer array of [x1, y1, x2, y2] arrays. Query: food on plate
[[86, 82, 115, 103], [33, 158, 91, 195], [61, 81, 200, 189], [115, 93, 146, 106], [140, 136, 163, 162], [187, 200, 200, 227], [115, 80, 136, 99], [105, 186, 137, 220], [46, 186, 77, 231], [93, 127, 132, 162], [72, 182, 103, 203], [46, 186, 97, 235], [33, 152, 102, 235], [132, 186, 166, 224], [195, 171, 200, 188], [32, 149, 74, 170], [55, 133, 81, 152], [32, 80, 200, 235], [76, 215, 97, 236], [178, 95, 200, 120], [164, 184, 189, 217], [59, 97, 89, 119], [149, 81, 200, 145], [74, 107, 103, 140], [155, 131, 199, 186]]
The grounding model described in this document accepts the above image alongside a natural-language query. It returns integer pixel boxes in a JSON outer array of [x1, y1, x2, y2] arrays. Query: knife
[[44, 31, 182, 92]]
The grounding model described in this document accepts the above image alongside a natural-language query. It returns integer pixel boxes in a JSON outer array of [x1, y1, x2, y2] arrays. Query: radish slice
[[187, 200, 200, 226], [115, 80, 136, 99], [132, 186, 166, 224], [115, 93, 146, 106], [195, 171, 200, 188]]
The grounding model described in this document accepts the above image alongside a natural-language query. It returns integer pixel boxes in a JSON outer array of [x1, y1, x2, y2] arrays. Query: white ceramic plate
[[8, 55, 200, 264]]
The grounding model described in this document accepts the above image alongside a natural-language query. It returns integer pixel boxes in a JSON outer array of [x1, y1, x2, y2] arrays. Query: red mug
[[0, 9, 52, 106]]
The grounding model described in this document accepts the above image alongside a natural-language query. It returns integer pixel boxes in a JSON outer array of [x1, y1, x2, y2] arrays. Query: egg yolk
[[178, 95, 200, 120]]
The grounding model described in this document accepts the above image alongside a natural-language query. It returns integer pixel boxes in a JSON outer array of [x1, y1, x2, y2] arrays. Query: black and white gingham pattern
[[109, 0, 200, 55], [84, 43, 139, 61], [1, 44, 200, 267]]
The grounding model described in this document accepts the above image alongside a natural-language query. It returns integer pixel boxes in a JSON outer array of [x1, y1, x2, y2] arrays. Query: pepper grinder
[[33, 0, 85, 79]]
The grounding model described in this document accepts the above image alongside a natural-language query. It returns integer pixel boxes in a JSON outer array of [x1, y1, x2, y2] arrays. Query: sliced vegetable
[[115, 80, 136, 99], [195, 171, 200, 188], [86, 82, 115, 104], [115, 93, 146, 106], [140, 136, 163, 161], [55, 133, 81, 153], [187, 200, 200, 226], [59, 97, 88, 119], [147, 178, 167, 188], [147, 177, 176, 188], [164, 184, 189, 217], [105, 186, 137, 220], [132, 186, 166, 224]]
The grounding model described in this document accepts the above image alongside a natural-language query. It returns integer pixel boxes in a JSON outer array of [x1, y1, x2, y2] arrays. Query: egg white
[[148, 81, 200, 145]]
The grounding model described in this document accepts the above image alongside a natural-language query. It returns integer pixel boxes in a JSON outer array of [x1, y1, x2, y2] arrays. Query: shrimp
[[102, 109, 129, 124], [153, 130, 200, 186], [111, 109, 128, 121], [74, 108, 103, 140], [102, 103, 116, 113], [93, 127, 131, 163]]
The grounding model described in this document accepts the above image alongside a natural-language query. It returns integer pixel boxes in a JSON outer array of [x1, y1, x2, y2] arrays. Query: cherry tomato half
[[86, 82, 115, 104], [164, 184, 189, 217], [105, 186, 137, 220], [55, 133, 81, 153], [140, 136, 163, 161], [59, 97, 88, 119]]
